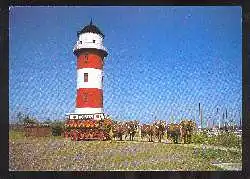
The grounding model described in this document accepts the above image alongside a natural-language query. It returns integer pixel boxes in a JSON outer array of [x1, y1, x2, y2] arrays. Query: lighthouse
[[69, 20, 108, 120]]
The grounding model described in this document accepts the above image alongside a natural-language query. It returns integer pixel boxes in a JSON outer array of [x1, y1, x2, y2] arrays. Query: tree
[[22, 115, 38, 126], [51, 120, 64, 136], [16, 112, 37, 125], [43, 118, 52, 125], [16, 112, 25, 125]]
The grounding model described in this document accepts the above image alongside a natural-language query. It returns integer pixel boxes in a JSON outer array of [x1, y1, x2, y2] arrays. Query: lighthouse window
[[83, 93, 88, 102], [84, 73, 88, 82], [79, 41, 82, 44], [93, 40, 95, 43], [83, 55, 88, 63], [84, 55, 88, 63]]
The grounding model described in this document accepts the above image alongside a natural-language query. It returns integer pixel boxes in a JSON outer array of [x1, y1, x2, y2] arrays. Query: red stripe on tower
[[76, 88, 103, 108], [77, 54, 103, 70]]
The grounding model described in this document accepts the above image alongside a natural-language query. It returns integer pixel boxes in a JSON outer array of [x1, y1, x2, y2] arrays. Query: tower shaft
[[75, 52, 104, 114]]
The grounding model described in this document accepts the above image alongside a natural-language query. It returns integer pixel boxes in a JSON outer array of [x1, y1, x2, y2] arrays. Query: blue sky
[[9, 6, 242, 126]]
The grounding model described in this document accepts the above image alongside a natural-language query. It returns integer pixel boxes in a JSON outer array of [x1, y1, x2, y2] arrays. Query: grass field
[[9, 130, 242, 171]]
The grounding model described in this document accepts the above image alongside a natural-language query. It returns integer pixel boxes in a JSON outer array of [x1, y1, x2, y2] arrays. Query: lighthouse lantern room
[[68, 20, 108, 120]]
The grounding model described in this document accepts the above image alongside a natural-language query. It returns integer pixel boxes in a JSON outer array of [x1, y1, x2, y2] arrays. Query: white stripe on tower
[[75, 107, 103, 114], [77, 68, 103, 89]]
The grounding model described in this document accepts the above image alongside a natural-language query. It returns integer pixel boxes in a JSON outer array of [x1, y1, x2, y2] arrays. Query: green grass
[[9, 130, 25, 140], [9, 130, 242, 171], [192, 131, 242, 149]]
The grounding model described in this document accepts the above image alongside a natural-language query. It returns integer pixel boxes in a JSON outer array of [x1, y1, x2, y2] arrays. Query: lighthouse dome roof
[[77, 20, 104, 38]]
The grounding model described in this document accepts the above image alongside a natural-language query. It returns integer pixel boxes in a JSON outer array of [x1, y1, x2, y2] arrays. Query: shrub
[[215, 132, 241, 148], [192, 131, 241, 148], [192, 131, 209, 144], [9, 130, 25, 140], [51, 121, 64, 136]]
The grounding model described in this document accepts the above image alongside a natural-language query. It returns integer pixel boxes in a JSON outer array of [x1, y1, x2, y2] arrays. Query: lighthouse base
[[65, 113, 105, 120], [64, 112, 112, 141], [75, 107, 103, 114]]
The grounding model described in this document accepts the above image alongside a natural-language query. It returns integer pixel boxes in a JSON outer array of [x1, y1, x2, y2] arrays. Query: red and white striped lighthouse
[[72, 20, 108, 118]]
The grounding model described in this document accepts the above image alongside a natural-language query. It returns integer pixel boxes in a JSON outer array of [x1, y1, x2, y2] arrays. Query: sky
[[9, 6, 242, 126]]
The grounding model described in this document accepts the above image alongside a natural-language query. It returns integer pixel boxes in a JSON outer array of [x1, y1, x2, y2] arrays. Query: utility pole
[[216, 107, 219, 129], [232, 112, 236, 130], [212, 114, 215, 129], [239, 111, 242, 130], [150, 112, 154, 123], [171, 109, 174, 124], [226, 108, 228, 129], [199, 103, 202, 129], [207, 116, 210, 129], [222, 112, 224, 130]]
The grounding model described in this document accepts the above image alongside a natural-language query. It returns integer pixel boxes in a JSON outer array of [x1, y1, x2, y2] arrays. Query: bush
[[51, 121, 64, 136], [215, 132, 241, 148], [192, 131, 209, 144], [9, 130, 25, 140], [192, 131, 241, 148]]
